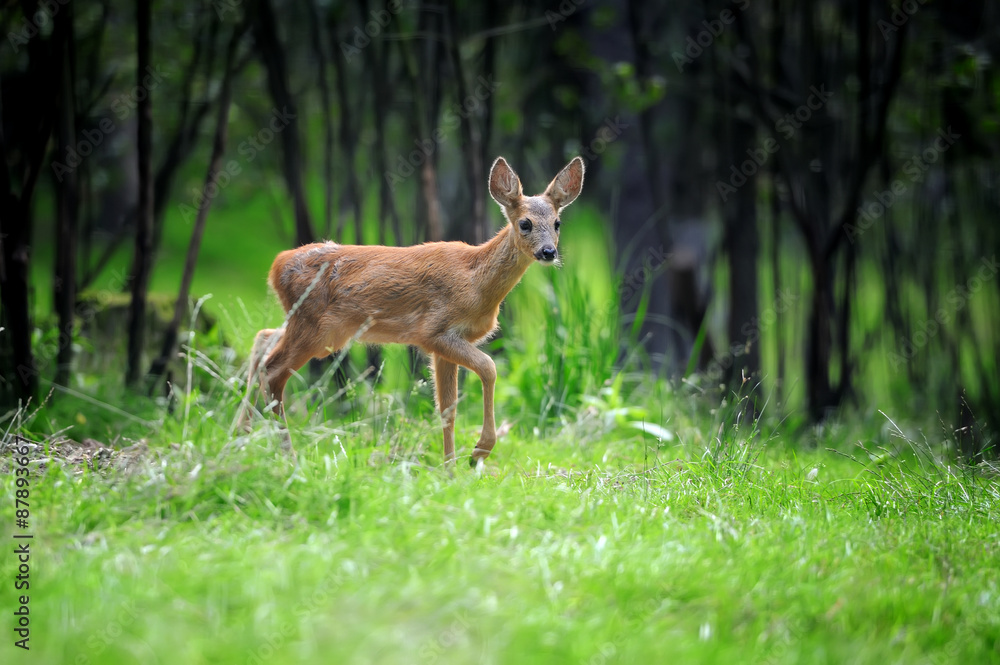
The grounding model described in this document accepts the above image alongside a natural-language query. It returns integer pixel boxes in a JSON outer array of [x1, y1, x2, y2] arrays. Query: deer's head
[[488, 156, 585, 265]]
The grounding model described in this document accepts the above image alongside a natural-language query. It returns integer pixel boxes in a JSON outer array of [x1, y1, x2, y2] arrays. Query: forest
[[1, 0, 999, 663]]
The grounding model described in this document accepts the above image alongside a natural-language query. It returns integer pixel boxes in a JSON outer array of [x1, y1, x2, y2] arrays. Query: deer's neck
[[472, 224, 534, 309]]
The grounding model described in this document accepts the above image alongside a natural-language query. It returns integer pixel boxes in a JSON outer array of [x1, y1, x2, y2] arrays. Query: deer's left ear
[[544, 157, 585, 210]]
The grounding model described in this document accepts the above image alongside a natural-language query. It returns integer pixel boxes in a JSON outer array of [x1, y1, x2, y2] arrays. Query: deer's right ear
[[488, 157, 523, 209]]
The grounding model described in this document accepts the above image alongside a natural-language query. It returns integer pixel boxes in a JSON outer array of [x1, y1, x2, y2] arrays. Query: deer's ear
[[489, 157, 523, 209], [545, 157, 585, 210]]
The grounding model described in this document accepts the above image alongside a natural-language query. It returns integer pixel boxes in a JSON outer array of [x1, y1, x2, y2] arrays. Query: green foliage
[[497, 206, 620, 430]]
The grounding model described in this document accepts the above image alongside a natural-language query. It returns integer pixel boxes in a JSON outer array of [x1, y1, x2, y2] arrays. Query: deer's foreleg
[[427, 337, 497, 466]]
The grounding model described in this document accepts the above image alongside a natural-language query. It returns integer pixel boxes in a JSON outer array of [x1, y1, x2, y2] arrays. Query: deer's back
[[268, 241, 495, 345]]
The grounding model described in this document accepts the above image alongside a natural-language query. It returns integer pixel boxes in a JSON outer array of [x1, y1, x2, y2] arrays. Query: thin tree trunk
[[400, 2, 444, 242], [305, 0, 336, 238], [357, 0, 400, 244], [724, 4, 760, 391], [253, 0, 314, 247], [479, 0, 497, 194], [54, 1, 79, 387], [329, 14, 364, 243], [126, 0, 154, 387], [147, 25, 244, 389], [446, 0, 485, 243], [769, 0, 784, 398], [724, 117, 760, 388]]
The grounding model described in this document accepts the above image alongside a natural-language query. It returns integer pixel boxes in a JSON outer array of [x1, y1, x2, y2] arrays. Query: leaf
[[629, 421, 674, 441]]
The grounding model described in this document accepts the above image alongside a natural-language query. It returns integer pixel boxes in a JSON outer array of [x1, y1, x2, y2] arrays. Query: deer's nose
[[537, 245, 557, 262]]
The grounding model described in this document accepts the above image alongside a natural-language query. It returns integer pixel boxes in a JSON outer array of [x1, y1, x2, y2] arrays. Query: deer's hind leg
[[260, 324, 326, 420], [432, 353, 459, 462], [237, 327, 282, 432]]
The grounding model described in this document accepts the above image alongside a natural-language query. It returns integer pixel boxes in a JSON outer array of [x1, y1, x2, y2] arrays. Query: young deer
[[239, 156, 585, 465]]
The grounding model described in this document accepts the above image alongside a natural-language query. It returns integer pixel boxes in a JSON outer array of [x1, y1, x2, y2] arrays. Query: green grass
[[3, 364, 999, 664], [15, 169, 1000, 664]]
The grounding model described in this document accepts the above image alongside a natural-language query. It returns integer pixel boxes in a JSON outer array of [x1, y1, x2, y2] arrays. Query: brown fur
[[238, 156, 585, 465]]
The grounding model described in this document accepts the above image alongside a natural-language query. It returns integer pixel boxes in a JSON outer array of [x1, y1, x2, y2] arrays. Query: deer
[[238, 156, 585, 466]]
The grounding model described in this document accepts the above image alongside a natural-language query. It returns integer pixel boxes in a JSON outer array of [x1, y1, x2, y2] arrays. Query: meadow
[[3, 191, 999, 664]]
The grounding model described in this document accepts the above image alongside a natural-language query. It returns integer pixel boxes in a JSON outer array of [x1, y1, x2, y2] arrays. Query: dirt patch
[[2, 434, 153, 475]]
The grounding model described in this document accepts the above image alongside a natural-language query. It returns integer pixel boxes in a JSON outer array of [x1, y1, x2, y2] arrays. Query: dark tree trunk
[[478, 0, 497, 196], [723, 3, 760, 390], [400, 1, 444, 242], [356, 0, 400, 244], [147, 25, 244, 389], [723, 115, 760, 388], [305, 0, 336, 238], [54, 1, 79, 387], [446, 0, 485, 244], [0, 199, 38, 407], [0, 1, 53, 407], [126, 0, 155, 387], [253, 0, 315, 247], [329, 13, 364, 243]]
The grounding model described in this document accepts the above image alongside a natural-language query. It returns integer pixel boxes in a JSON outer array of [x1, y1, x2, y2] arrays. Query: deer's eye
[[554, 220, 561, 231], [519, 219, 532, 232]]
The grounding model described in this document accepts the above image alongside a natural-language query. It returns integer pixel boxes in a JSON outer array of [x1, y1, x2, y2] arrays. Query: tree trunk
[[253, 0, 314, 247], [0, 199, 38, 407], [54, 1, 79, 387], [329, 11, 364, 243], [723, 4, 760, 391], [305, 0, 336, 239], [400, 1, 444, 242], [357, 0, 400, 244], [126, 0, 155, 387], [724, 115, 759, 388], [0, 1, 53, 407], [805, 253, 834, 420], [446, 0, 485, 243]]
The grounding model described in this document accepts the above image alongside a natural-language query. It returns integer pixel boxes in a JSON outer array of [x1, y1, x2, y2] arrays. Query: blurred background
[[1, 0, 998, 457]]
